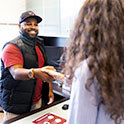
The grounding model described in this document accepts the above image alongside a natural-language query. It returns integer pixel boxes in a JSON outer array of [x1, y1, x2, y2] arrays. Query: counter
[[3, 98, 69, 124]]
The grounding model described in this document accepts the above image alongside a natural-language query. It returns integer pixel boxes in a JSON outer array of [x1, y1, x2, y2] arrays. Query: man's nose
[[30, 24, 36, 28]]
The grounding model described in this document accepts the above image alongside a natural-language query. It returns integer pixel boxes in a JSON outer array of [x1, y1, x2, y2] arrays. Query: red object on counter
[[32, 113, 67, 124]]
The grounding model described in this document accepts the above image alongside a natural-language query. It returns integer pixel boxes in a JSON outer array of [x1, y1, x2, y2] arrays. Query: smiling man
[[19, 11, 40, 39], [0, 11, 55, 122]]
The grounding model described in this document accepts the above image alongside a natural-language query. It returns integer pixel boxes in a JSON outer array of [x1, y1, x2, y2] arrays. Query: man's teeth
[[30, 30, 36, 34]]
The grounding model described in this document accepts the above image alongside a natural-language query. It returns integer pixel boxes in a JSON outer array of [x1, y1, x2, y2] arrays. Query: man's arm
[[9, 64, 54, 82], [47, 82, 54, 104]]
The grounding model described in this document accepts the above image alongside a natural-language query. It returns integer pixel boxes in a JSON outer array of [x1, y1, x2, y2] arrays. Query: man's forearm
[[49, 82, 53, 92]]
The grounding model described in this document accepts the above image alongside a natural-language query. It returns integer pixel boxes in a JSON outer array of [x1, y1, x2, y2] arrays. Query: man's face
[[19, 18, 39, 38]]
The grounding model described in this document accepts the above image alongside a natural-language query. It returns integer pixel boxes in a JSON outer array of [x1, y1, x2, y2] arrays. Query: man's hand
[[34, 68, 55, 82], [41, 66, 56, 72], [41, 66, 65, 81], [47, 91, 54, 105]]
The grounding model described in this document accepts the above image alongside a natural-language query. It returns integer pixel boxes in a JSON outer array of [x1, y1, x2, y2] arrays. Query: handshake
[[41, 66, 65, 81]]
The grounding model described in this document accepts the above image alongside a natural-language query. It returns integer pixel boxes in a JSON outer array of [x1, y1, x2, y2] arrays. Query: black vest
[[0, 35, 49, 114]]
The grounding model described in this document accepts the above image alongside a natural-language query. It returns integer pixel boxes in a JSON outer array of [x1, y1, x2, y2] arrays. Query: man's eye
[[26, 23, 31, 26], [34, 24, 38, 26]]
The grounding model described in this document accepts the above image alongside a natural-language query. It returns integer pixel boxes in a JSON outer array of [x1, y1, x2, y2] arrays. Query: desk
[[3, 98, 69, 124]]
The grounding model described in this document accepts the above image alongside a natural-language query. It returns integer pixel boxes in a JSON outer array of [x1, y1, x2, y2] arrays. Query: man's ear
[[18, 24, 21, 30]]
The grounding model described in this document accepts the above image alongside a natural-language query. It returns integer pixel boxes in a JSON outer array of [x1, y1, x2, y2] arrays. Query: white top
[[67, 59, 124, 124]]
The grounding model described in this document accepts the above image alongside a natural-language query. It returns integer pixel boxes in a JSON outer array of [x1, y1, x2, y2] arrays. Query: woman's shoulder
[[74, 59, 91, 78]]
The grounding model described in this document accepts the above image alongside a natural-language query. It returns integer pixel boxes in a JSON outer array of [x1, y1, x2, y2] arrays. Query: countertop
[[3, 98, 69, 124]]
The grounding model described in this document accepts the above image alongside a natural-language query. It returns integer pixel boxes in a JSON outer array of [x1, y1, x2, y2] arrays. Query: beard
[[21, 28, 39, 40]]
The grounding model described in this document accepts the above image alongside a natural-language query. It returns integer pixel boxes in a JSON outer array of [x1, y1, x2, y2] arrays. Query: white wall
[[26, 0, 86, 37], [60, 0, 85, 37], [26, 0, 61, 37], [0, 0, 26, 23], [0, 0, 26, 56]]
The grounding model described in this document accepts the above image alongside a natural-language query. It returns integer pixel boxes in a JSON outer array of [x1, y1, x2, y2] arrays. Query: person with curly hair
[[40, 0, 124, 123], [62, 0, 124, 124]]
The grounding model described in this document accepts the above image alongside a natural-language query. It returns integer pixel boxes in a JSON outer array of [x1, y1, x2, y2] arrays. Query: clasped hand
[[41, 66, 65, 82]]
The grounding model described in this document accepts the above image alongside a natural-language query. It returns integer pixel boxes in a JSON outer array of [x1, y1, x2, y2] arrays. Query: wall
[[60, 0, 85, 37], [26, 0, 61, 37], [0, 0, 26, 24], [0, 0, 26, 55], [26, 0, 86, 37]]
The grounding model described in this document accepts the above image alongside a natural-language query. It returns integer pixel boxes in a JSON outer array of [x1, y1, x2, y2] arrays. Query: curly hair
[[63, 0, 124, 123]]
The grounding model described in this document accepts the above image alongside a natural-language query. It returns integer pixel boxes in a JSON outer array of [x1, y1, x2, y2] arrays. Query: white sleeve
[[67, 60, 99, 124]]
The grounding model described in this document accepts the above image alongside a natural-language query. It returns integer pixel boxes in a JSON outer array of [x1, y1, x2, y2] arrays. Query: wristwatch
[[28, 68, 35, 79]]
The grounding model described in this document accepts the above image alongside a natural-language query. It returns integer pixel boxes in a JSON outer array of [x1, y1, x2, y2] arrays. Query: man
[[0, 11, 54, 121]]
